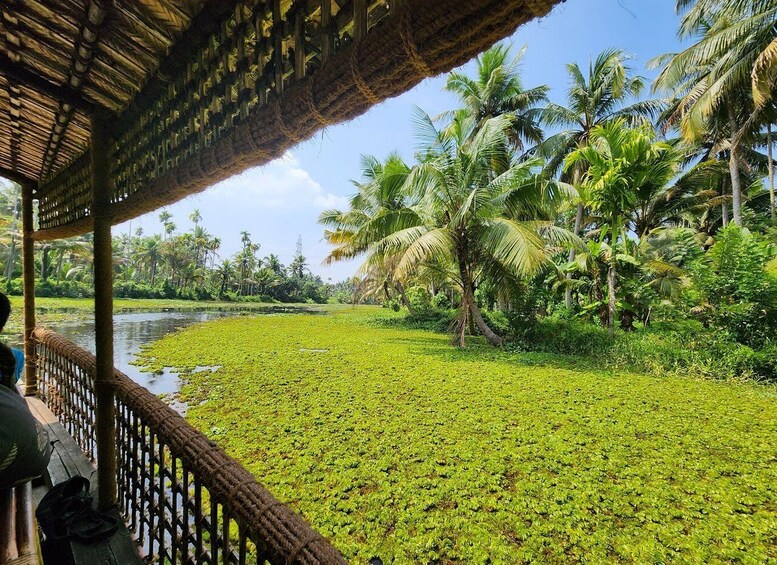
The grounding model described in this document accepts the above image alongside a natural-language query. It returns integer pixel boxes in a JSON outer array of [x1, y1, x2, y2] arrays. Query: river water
[[51, 310, 235, 395]]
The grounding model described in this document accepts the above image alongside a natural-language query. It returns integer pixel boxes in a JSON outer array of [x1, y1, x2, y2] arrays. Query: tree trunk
[[769, 122, 775, 224], [497, 289, 508, 312], [721, 176, 729, 227], [454, 291, 469, 347], [607, 262, 616, 338], [470, 303, 502, 346], [464, 283, 503, 346], [395, 281, 415, 316], [565, 170, 584, 309], [607, 217, 618, 338], [41, 246, 49, 281], [55, 250, 64, 286], [454, 235, 502, 347], [728, 101, 743, 226]]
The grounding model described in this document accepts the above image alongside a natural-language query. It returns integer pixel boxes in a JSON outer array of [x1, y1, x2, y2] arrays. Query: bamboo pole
[[91, 111, 117, 510], [21, 181, 37, 396], [273, 0, 284, 95], [294, 9, 305, 80], [354, 0, 368, 40], [320, 0, 331, 63]]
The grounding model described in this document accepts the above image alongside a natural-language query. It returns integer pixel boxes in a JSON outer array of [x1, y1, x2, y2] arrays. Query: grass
[[134, 306, 777, 563]]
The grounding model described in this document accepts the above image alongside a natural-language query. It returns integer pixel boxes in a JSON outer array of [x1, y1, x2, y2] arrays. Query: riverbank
[[3, 296, 329, 338], [134, 306, 777, 563]]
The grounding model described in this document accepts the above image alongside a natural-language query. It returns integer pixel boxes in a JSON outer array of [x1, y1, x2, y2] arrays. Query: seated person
[[0, 296, 49, 488], [0, 292, 24, 388]]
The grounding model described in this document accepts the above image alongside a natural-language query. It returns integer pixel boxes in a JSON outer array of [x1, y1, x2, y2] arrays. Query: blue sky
[[117, 0, 685, 281]]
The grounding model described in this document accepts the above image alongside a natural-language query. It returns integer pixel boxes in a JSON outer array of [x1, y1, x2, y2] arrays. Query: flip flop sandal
[[67, 509, 121, 544]]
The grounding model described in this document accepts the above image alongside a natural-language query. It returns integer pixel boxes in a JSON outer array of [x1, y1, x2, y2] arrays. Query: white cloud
[[209, 152, 348, 210]]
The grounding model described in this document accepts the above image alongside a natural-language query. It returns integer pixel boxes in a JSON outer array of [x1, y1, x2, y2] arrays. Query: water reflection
[[52, 310, 234, 395]]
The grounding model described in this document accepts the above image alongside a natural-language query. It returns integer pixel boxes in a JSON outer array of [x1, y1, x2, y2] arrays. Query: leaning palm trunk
[[467, 286, 503, 346], [728, 101, 744, 226], [456, 245, 503, 347], [394, 281, 415, 316]]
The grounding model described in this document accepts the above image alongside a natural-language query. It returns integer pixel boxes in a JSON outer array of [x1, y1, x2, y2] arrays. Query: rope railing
[[31, 327, 346, 564]]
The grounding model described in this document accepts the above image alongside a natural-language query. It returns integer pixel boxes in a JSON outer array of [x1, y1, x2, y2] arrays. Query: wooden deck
[[0, 482, 38, 565], [26, 397, 141, 564]]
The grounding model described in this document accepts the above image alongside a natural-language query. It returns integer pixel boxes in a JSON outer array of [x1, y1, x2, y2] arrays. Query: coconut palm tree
[[652, 0, 777, 225], [215, 259, 235, 296], [674, 0, 777, 108], [133, 235, 163, 286], [444, 43, 548, 151], [566, 120, 676, 336], [375, 110, 576, 346], [320, 153, 418, 312], [539, 49, 660, 307]]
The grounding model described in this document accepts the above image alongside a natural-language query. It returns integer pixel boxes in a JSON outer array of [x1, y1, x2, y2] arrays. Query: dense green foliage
[[319, 1, 777, 373], [0, 184, 346, 304], [135, 308, 777, 563]]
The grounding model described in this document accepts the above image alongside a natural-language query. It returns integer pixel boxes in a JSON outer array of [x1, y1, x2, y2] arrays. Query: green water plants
[[136, 307, 777, 563]]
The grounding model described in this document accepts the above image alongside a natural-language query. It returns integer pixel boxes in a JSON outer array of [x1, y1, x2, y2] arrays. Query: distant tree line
[[0, 189, 353, 305]]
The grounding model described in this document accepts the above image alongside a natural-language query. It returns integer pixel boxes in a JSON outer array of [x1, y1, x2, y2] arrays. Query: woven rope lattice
[[31, 327, 347, 564], [33, 0, 561, 240]]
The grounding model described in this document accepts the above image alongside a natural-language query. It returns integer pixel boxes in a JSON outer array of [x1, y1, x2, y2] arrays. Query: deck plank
[[24, 398, 142, 565], [24, 399, 97, 498]]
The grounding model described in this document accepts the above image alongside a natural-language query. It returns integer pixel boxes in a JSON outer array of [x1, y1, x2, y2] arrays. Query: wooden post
[[388, 0, 404, 12], [294, 8, 305, 80], [273, 0, 284, 94], [21, 181, 37, 396], [320, 0, 331, 63], [354, 0, 368, 40], [91, 111, 117, 511]]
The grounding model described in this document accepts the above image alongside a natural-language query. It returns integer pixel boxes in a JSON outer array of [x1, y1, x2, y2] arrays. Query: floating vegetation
[[129, 307, 777, 562]]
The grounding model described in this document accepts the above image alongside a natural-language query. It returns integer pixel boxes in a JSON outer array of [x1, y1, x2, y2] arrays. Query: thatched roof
[[0, 0, 562, 239]]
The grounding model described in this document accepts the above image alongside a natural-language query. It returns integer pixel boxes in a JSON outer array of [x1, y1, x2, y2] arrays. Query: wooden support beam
[[90, 111, 117, 511], [273, 0, 284, 94], [0, 166, 36, 186], [0, 56, 96, 116], [320, 0, 331, 63], [354, 0, 368, 40], [294, 9, 306, 80], [21, 181, 36, 396]]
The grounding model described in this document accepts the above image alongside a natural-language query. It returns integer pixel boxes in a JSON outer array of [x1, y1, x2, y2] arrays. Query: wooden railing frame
[[31, 327, 346, 564]]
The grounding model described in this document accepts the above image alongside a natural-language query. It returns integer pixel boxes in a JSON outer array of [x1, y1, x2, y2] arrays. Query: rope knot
[[399, 9, 433, 78]]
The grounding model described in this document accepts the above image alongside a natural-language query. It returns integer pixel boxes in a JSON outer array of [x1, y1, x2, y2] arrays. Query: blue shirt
[[11, 348, 24, 382]]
